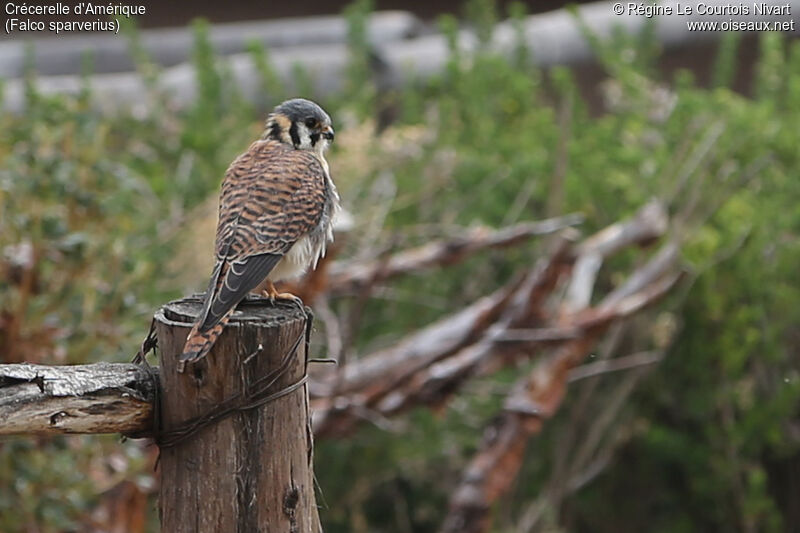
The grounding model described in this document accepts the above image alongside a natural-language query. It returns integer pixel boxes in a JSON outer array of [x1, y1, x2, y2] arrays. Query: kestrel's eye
[[305, 118, 318, 129]]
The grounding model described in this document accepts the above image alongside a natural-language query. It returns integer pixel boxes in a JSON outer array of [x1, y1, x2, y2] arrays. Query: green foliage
[[711, 31, 741, 89], [558, 32, 800, 533], [464, 0, 498, 45], [342, 0, 376, 118], [0, 20, 262, 530], [1, 3, 799, 532], [247, 40, 285, 101]]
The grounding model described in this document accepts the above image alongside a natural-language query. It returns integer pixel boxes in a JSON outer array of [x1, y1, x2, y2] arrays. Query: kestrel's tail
[[177, 309, 233, 373], [177, 254, 283, 372]]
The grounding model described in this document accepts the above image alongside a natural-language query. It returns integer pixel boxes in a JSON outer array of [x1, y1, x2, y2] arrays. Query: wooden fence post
[[154, 295, 321, 533]]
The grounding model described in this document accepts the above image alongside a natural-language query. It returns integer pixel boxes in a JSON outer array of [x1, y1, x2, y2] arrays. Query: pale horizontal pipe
[[6, 1, 798, 113]]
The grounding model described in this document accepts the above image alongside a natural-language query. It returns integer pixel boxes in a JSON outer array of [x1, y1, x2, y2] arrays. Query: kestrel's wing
[[195, 253, 283, 331], [179, 140, 328, 367]]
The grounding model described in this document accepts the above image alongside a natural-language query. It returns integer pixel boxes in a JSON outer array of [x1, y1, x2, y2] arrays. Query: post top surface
[[156, 294, 308, 328]]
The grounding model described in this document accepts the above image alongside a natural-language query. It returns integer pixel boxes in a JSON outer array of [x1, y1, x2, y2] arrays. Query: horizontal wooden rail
[[0, 362, 156, 435]]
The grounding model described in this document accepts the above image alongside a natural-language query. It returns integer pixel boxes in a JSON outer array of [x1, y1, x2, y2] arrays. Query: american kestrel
[[178, 98, 339, 371]]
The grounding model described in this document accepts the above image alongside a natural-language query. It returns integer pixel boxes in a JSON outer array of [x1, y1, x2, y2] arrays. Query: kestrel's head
[[264, 98, 334, 155]]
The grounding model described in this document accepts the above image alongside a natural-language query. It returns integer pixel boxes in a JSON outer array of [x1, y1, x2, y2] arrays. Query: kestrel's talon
[[262, 280, 279, 304], [263, 281, 305, 313]]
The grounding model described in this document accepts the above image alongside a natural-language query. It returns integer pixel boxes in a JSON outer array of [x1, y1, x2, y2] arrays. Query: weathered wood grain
[[156, 295, 321, 533], [0, 362, 156, 435]]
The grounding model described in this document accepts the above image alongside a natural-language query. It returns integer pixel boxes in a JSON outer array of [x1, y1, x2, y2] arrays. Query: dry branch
[[311, 278, 521, 399], [311, 234, 576, 436], [311, 201, 670, 437], [515, 348, 657, 532], [571, 200, 668, 259], [0, 362, 156, 435], [326, 214, 583, 295], [566, 350, 664, 382], [310, 275, 524, 436], [439, 243, 682, 533]]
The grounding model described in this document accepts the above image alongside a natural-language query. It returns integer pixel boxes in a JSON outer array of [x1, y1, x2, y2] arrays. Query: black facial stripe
[[310, 132, 320, 147], [289, 121, 300, 147], [268, 121, 282, 141]]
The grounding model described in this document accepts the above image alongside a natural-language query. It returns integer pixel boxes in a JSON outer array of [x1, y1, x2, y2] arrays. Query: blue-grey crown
[[273, 98, 331, 125]]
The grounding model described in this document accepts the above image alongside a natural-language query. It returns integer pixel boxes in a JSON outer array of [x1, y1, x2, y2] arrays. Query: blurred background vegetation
[[1, 0, 799, 531]]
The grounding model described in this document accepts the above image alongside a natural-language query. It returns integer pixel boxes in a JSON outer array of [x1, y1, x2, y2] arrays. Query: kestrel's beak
[[321, 125, 335, 141]]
